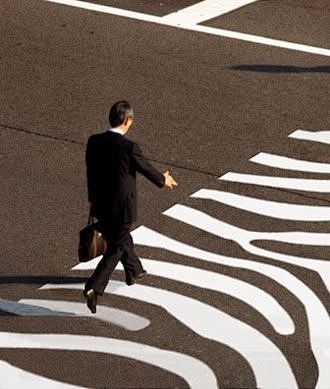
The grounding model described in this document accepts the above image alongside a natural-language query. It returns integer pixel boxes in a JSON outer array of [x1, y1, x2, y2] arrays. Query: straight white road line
[[162, 0, 258, 25], [41, 0, 330, 57]]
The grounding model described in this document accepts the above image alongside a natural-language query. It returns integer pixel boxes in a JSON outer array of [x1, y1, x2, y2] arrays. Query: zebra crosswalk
[[1, 129, 330, 388]]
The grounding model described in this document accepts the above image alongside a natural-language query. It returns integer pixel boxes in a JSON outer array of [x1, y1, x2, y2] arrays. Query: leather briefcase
[[78, 214, 107, 262]]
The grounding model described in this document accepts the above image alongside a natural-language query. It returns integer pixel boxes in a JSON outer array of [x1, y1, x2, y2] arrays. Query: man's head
[[109, 101, 134, 134]]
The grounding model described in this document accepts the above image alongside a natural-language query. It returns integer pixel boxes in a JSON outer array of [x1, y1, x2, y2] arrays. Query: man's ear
[[126, 117, 133, 128]]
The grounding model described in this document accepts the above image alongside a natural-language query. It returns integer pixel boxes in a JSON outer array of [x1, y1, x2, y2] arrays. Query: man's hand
[[163, 171, 178, 190]]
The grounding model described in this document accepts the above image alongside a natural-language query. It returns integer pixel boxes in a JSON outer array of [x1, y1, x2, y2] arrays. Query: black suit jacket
[[86, 131, 165, 224]]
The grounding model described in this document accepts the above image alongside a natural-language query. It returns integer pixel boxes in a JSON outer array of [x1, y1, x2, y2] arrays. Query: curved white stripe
[[164, 204, 330, 291], [164, 204, 330, 287], [192, 188, 330, 221], [163, 206, 330, 388], [0, 333, 217, 389], [40, 282, 297, 389], [74, 258, 294, 335], [258, 231, 330, 246], [132, 225, 330, 334], [0, 360, 84, 389], [250, 152, 330, 174], [289, 130, 330, 145], [19, 300, 150, 331], [220, 172, 330, 192]]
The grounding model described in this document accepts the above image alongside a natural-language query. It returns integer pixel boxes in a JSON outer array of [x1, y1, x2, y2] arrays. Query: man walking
[[84, 101, 177, 313]]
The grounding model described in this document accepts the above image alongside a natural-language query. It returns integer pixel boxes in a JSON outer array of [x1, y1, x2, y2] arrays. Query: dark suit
[[84, 130, 165, 295]]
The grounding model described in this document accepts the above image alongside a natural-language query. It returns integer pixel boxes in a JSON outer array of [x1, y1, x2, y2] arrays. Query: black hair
[[109, 101, 134, 128]]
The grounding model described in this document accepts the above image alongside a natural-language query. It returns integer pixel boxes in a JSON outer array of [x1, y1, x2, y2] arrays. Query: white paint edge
[[41, 0, 330, 57]]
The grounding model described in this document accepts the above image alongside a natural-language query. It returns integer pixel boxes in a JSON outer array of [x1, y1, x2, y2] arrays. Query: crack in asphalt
[[0, 122, 219, 177], [2, 122, 330, 206]]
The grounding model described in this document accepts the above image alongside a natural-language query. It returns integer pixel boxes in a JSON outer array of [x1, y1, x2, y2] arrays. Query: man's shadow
[[231, 64, 330, 73], [0, 275, 89, 316]]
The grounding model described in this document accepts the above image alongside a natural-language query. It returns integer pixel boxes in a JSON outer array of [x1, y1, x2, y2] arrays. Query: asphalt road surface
[[0, 1, 329, 388]]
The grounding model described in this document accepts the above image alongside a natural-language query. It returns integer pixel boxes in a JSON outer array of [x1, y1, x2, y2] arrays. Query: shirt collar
[[109, 127, 124, 136]]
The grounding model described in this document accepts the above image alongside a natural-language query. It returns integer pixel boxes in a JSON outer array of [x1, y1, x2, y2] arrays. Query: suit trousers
[[85, 220, 143, 295]]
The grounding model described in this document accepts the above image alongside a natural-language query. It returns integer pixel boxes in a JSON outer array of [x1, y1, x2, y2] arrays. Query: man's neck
[[109, 127, 125, 136]]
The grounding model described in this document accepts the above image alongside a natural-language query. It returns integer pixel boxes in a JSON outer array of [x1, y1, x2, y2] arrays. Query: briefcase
[[78, 214, 107, 262]]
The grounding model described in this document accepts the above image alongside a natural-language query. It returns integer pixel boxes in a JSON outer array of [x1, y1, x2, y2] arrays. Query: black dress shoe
[[84, 289, 97, 314], [125, 270, 147, 286]]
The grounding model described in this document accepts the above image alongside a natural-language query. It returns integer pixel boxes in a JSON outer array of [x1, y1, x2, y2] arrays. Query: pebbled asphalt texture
[[0, 0, 329, 388]]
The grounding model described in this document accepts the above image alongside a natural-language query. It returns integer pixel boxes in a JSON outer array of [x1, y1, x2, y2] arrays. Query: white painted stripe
[[164, 204, 330, 266], [0, 360, 84, 389], [0, 333, 217, 389], [163, 204, 330, 291], [132, 225, 330, 283], [250, 152, 330, 174], [41, 282, 298, 389], [156, 206, 330, 388], [19, 300, 150, 331], [41, 0, 330, 57], [192, 188, 330, 221], [162, 0, 258, 25], [220, 172, 330, 192], [130, 223, 330, 388], [289, 130, 330, 145], [74, 257, 294, 335]]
